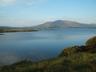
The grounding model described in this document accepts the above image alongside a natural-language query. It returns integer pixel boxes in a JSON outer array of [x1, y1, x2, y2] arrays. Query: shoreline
[[0, 36, 96, 72], [0, 30, 38, 33]]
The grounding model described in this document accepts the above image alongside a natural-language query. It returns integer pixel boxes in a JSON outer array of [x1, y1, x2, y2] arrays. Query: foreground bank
[[0, 36, 96, 72]]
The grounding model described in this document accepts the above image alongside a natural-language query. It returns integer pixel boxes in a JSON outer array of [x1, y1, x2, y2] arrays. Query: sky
[[0, 0, 96, 27]]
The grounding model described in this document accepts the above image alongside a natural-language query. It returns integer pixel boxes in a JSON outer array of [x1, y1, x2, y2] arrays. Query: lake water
[[0, 28, 96, 66]]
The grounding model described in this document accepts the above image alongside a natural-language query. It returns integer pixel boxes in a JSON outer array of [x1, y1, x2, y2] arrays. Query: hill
[[0, 36, 96, 72], [0, 20, 96, 32], [0, 26, 38, 33], [32, 20, 96, 30]]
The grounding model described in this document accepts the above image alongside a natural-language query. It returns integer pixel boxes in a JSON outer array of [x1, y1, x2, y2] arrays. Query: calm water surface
[[0, 28, 96, 66]]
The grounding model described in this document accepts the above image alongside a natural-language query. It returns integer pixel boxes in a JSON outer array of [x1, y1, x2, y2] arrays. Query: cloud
[[24, 0, 46, 6], [0, 0, 46, 6], [0, 0, 16, 6]]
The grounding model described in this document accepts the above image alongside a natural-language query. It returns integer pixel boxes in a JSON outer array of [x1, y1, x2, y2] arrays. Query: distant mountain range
[[0, 20, 96, 32], [32, 20, 96, 30]]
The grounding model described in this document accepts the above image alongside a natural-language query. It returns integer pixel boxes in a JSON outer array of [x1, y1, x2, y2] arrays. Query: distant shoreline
[[0, 29, 38, 33], [0, 34, 4, 35], [1, 27, 96, 33]]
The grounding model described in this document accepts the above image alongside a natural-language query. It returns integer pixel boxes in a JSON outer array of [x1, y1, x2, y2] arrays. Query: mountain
[[0, 20, 96, 32], [32, 20, 96, 30]]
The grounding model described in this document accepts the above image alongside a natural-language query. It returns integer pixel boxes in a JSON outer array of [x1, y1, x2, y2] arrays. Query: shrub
[[86, 36, 96, 46]]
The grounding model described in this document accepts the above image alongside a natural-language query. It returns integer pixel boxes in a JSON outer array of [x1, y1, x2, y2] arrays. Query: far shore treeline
[[0, 20, 96, 33], [0, 29, 38, 33]]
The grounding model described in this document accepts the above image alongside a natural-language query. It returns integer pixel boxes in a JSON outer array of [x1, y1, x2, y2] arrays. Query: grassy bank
[[0, 36, 96, 72]]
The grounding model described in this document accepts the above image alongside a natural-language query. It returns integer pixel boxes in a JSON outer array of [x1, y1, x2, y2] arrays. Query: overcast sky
[[0, 0, 96, 27]]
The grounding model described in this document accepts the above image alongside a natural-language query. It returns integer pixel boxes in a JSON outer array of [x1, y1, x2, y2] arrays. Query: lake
[[0, 28, 96, 66]]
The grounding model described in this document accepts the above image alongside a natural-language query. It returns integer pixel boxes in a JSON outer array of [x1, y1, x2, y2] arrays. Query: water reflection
[[0, 28, 96, 66]]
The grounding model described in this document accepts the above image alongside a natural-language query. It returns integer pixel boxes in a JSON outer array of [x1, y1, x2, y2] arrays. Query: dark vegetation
[[0, 36, 96, 72], [0, 28, 38, 33], [0, 34, 4, 35]]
